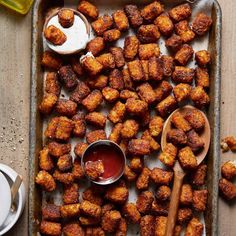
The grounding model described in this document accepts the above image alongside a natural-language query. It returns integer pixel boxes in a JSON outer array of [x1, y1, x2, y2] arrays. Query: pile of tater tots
[[37, 0, 213, 235]]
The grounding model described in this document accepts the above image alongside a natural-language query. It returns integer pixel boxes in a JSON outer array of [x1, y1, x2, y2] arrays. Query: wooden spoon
[[161, 105, 211, 236]]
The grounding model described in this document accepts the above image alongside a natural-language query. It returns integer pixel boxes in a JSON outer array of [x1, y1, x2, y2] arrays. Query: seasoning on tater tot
[[136, 191, 154, 214], [109, 69, 124, 91], [55, 99, 78, 117], [39, 93, 58, 115], [63, 183, 79, 204], [81, 55, 103, 76], [109, 123, 123, 144], [86, 130, 107, 144], [42, 204, 61, 221], [195, 50, 211, 67], [91, 14, 113, 36], [155, 81, 173, 102], [150, 168, 173, 185], [195, 67, 210, 88], [85, 112, 107, 128], [175, 20, 195, 43], [122, 203, 141, 224], [138, 43, 160, 60], [165, 34, 183, 52], [58, 9, 74, 28], [141, 1, 164, 22], [137, 82, 157, 104], [86, 37, 105, 56], [124, 36, 140, 60], [140, 215, 155, 236], [169, 3, 192, 22], [110, 47, 125, 68], [137, 24, 160, 43], [219, 178, 236, 200], [96, 53, 115, 70], [156, 95, 177, 117], [36, 170, 56, 192], [48, 141, 71, 157], [148, 56, 163, 81], [154, 13, 174, 36], [57, 154, 72, 172], [190, 86, 210, 108], [128, 139, 150, 156], [185, 218, 203, 236], [180, 184, 193, 206], [102, 210, 121, 233], [161, 55, 175, 77], [41, 50, 63, 70], [172, 66, 195, 84], [40, 221, 62, 236], [184, 109, 205, 131], [193, 189, 208, 212], [141, 130, 160, 152], [173, 83, 192, 102], [171, 111, 192, 132], [78, 0, 99, 20], [127, 59, 144, 82], [136, 167, 151, 190], [178, 146, 198, 170], [112, 10, 129, 31], [192, 13, 212, 36], [70, 81, 90, 104], [126, 98, 148, 116], [187, 130, 205, 152], [103, 29, 121, 42], [175, 44, 194, 66], [124, 5, 143, 28], [108, 101, 126, 123], [82, 89, 103, 112], [159, 143, 177, 168], [44, 25, 67, 45], [74, 142, 88, 158], [45, 72, 61, 96], [39, 147, 54, 171]]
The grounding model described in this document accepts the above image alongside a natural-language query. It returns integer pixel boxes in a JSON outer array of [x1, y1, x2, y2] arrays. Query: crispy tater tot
[[175, 20, 195, 43], [109, 69, 124, 90], [79, 216, 100, 226], [109, 123, 123, 143], [219, 178, 236, 200], [63, 222, 85, 236], [102, 203, 115, 215], [124, 5, 143, 28], [85, 112, 106, 128], [105, 185, 129, 204], [40, 221, 62, 236], [195, 50, 211, 67], [178, 147, 198, 170], [154, 216, 167, 236], [55, 99, 77, 117], [141, 130, 160, 152], [159, 143, 177, 168], [171, 111, 192, 132], [185, 218, 203, 236], [127, 59, 144, 82], [63, 183, 79, 204], [41, 50, 63, 70], [42, 204, 61, 221], [128, 139, 150, 155], [120, 90, 138, 100], [149, 116, 164, 137], [39, 93, 58, 115], [136, 191, 155, 214], [87, 74, 108, 90], [156, 95, 177, 118], [165, 34, 183, 52], [121, 119, 139, 139], [169, 3, 192, 22], [195, 67, 210, 88], [126, 98, 148, 116], [53, 170, 74, 185], [184, 109, 205, 131], [73, 158, 85, 180], [175, 44, 194, 66], [173, 83, 192, 102], [44, 25, 67, 45], [150, 168, 173, 185], [103, 29, 121, 42], [221, 136, 236, 152], [83, 187, 103, 206], [136, 167, 151, 190], [190, 163, 207, 186], [124, 36, 140, 60], [39, 147, 54, 171], [81, 56, 103, 76], [161, 55, 174, 77], [91, 14, 113, 35], [137, 82, 157, 104], [141, 60, 149, 81], [192, 13, 212, 36], [102, 210, 121, 233], [85, 226, 105, 236], [44, 117, 59, 138], [137, 24, 160, 43], [122, 203, 141, 224], [86, 130, 107, 144], [36, 170, 56, 192], [141, 1, 164, 22], [59, 65, 78, 91], [151, 201, 169, 216], [180, 184, 193, 206], [172, 66, 195, 84], [221, 161, 236, 180], [72, 114, 86, 137], [57, 154, 72, 172], [80, 200, 102, 219], [96, 53, 115, 70], [70, 81, 90, 104], [70, 56, 84, 76], [45, 72, 61, 97], [193, 189, 208, 212], [113, 10, 129, 31], [78, 0, 99, 19], [115, 217, 127, 236], [177, 208, 192, 225], [48, 142, 71, 157], [82, 90, 103, 112], [148, 56, 163, 81], [58, 9, 74, 28], [85, 160, 104, 180], [122, 68, 133, 90], [140, 215, 155, 236], [187, 130, 204, 152], [138, 43, 160, 60], [154, 13, 174, 36], [123, 165, 137, 182], [86, 37, 105, 56], [60, 204, 81, 218], [155, 81, 173, 102], [108, 101, 126, 123], [190, 86, 210, 108], [110, 47, 125, 68], [156, 185, 171, 202], [130, 156, 144, 173]]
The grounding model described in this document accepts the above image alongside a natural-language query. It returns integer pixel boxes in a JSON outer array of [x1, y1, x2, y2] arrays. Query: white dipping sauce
[[45, 14, 89, 54]]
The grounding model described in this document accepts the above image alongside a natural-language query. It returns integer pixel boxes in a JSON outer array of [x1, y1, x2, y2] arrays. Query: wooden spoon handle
[[11, 175, 22, 202], [165, 171, 185, 236]]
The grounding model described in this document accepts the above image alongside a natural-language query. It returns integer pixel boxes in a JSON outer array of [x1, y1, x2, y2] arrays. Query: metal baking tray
[[29, 0, 222, 235]]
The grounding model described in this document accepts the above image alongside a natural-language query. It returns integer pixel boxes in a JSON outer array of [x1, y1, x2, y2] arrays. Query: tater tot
[[73, 158, 85, 180], [122, 203, 141, 224], [127, 59, 144, 82], [126, 98, 148, 116], [124, 166, 136, 181], [195, 50, 211, 67], [72, 114, 86, 137], [83, 187, 103, 206], [185, 218, 203, 236], [110, 47, 125, 68], [149, 116, 164, 137], [108, 101, 126, 123], [44, 25, 67, 45], [70, 81, 90, 104], [172, 66, 195, 84], [70, 56, 84, 76], [171, 111, 192, 132], [85, 160, 104, 180], [124, 5, 143, 28], [44, 117, 59, 139], [82, 90, 103, 111], [57, 154, 72, 172], [180, 184, 193, 206], [115, 217, 127, 236], [63, 222, 85, 236], [86, 37, 105, 56], [151, 201, 169, 216], [80, 200, 102, 219], [136, 191, 155, 214], [178, 147, 198, 170], [42, 204, 61, 221], [154, 216, 167, 236], [58, 9, 74, 28], [128, 139, 150, 155], [85, 112, 106, 128], [136, 167, 151, 190], [40, 221, 62, 236], [193, 189, 208, 212], [190, 86, 210, 108], [81, 56, 103, 76], [192, 13, 212, 36], [45, 72, 61, 97], [169, 3, 192, 22], [222, 136, 236, 152], [122, 68, 133, 90], [177, 208, 192, 225], [60, 204, 81, 218], [58, 65, 78, 91], [219, 178, 236, 200], [63, 183, 79, 204], [55, 99, 77, 117], [124, 36, 140, 60], [140, 215, 155, 236], [41, 50, 63, 70], [86, 130, 107, 144], [175, 44, 194, 66], [113, 10, 129, 31], [39, 147, 54, 171], [155, 81, 173, 102], [102, 210, 121, 233], [184, 109, 205, 131], [105, 185, 129, 204], [138, 43, 160, 60], [195, 67, 210, 88], [87, 74, 108, 90], [156, 185, 171, 202], [91, 14, 113, 36], [130, 156, 144, 173], [161, 55, 174, 77], [85, 226, 105, 236], [148, 56, 163, 81], [150, 168, 173, 185], [53, 170, 74, 185], [39, 93, 58, 115], [141, 1, 164, 22], [187, 130, 204, 152], [159, 143, 177, 168], [121, 119, 139, 139], [156, 95, 177, 117], [96, 53, 115, 70], [165, 34, 183, 52], [109, 123, 123, 143], [175, 20, 195, 43], [137, 24, 160, 43], [79, 216, 100, 226], [103, 29, 121, 42], [221, 161, 236, 180], [141, 60, 149, 81], [48, 142, 71, 157], [137, 82, 157, 104], [109, 69, 124, 90], [190, 163, 207, 186], [120, 90, 138, 101], [78, 0, 99, 20], [141, 130, 160, 152], [154, 13, 174, 36], [173, 83, 192, 102], [55, 116, 74, 141], [36, 170, 56, 192]]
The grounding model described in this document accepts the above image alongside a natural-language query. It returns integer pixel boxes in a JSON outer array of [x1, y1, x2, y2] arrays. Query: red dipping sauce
[[82, 141, 126, 184]]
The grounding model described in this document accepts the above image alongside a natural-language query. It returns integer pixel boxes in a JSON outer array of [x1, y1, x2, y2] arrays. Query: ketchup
[[83, 143, 125, 181]]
